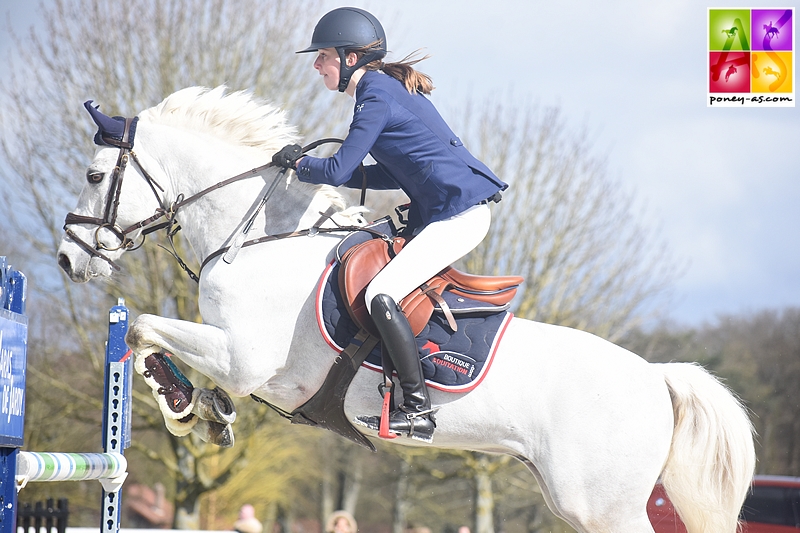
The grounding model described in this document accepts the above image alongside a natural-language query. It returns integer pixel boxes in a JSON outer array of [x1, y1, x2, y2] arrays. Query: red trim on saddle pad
[[315, 261, 342, 353]]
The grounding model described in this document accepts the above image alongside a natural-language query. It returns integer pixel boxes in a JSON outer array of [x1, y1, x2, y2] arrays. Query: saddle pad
[[315, 261, 512, 392]]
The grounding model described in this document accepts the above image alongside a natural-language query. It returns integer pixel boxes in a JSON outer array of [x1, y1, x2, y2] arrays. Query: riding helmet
[[297, 7, 387, 92]]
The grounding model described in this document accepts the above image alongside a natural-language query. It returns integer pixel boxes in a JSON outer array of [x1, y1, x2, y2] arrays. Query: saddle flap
[[334, 216, 397, 262], [338, 237, 405, 337], [400, 277, 451, 335]]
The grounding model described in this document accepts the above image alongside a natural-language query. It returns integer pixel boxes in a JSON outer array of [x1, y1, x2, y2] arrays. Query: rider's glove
[[272, 144, 303, 170]]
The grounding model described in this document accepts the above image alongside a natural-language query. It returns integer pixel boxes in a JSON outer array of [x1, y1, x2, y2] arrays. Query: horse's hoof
[[191, 419, 235, 448], [192, 387, 237, 424]]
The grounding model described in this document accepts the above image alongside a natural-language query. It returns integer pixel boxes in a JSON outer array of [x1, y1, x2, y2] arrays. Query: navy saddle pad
[[314, 219, 513, 392]]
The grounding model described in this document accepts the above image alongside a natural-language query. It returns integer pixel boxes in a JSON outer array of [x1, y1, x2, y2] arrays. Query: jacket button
[[450, 139, 458, 146]]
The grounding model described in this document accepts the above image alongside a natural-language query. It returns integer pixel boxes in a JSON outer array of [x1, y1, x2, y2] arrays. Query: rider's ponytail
[[349, 43, 435, 95]]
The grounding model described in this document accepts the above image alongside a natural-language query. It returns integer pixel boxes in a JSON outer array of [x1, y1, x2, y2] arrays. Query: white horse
[[57, 86, 755, 533]]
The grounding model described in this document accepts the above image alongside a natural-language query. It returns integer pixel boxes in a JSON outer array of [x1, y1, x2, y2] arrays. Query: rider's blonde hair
[[348, 41, 434, 95]]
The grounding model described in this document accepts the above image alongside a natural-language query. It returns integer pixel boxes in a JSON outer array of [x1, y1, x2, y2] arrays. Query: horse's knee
[[125, 314, 160, 355]]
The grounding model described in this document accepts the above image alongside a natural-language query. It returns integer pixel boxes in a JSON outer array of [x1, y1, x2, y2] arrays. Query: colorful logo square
[[710, 9, 751, 51], [752, 9, 793, 51], [709, 51, 751, 92], [752, 50, 793, 92], [708, 8, 795, 106]]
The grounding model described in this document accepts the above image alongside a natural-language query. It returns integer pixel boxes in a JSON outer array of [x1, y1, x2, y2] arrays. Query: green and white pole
[[16, 452, 127, 486]]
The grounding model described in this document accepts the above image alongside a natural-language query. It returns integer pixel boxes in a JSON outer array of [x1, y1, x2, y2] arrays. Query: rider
[[272, 7, 507, 443]]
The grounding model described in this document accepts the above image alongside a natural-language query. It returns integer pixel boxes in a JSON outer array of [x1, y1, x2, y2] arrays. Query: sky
[[1, 0, 798, 327]]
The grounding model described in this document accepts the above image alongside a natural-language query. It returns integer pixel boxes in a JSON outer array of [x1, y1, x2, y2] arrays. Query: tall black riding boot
[[359, 293, 436, 442]]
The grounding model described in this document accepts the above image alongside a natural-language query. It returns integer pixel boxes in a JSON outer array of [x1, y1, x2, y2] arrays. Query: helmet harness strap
[[336, 47, 383, 93]]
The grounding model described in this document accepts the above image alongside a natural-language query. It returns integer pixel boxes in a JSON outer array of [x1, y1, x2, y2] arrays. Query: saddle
[[288, 225, 523, 452], [339, 237, 524, 336]]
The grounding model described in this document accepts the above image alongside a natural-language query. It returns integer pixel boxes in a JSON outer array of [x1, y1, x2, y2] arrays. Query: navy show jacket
[[296, 70, 508, 230]]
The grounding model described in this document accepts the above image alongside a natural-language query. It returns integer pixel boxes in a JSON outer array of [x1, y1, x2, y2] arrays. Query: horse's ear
[[83, 100, 130, 147]]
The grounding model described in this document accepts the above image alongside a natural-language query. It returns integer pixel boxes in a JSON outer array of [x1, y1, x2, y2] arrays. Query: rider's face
[[314, 48, 341, 91]]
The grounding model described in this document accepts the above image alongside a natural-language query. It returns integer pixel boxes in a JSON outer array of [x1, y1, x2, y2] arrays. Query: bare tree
[[458, 103, 677, 342], [626, 308, 800, 477], [0, 0, 349, 527], [318, 432, 368, 525]]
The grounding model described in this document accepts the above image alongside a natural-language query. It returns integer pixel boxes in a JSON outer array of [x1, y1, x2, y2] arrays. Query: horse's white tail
[[657, 362, 756, 533]]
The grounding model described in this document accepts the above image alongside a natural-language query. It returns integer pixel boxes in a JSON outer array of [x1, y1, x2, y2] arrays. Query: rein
[[64, 124, 366, 280], [200, 222, 392, 274]]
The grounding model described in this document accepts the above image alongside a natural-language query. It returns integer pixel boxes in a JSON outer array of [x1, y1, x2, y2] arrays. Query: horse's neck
[[140, 125, 353, 407], [141, 127, 334, 263]]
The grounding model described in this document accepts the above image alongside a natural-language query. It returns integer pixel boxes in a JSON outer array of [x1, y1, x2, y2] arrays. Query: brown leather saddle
[[339, 237, 524, 336], [289, 233, 524, 451]]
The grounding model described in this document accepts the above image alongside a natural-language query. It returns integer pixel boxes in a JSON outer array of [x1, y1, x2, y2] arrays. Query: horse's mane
[[139, 86, 354, 215], [139, 86, 298, 155]]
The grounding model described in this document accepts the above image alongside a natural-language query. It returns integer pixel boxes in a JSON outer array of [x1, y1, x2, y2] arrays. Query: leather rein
[[64, 121, 368, 281]]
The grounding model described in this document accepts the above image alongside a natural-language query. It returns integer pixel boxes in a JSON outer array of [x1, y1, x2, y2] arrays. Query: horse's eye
[[86, 171, 104, 184]]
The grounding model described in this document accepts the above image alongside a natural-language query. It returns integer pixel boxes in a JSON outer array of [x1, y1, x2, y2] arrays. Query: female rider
[[272, 7, 507, 443]]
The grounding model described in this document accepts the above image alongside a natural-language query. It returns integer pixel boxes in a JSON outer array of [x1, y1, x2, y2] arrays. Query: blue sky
[[2, 0, 799, 326]]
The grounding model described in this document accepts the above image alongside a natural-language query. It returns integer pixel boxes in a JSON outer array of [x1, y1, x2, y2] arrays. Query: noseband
[[63, 118, 166, 271]]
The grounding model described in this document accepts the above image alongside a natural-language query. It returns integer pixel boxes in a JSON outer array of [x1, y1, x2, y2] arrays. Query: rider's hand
[[272, 144, 303, 169]]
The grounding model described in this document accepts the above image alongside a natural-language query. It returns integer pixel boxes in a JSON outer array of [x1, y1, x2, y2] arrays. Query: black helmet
[[297, 7, 387, 92]]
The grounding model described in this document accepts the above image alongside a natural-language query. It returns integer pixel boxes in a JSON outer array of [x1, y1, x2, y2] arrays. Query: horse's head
[[57, 101, 166, 282], [58, 86, 354, 284]]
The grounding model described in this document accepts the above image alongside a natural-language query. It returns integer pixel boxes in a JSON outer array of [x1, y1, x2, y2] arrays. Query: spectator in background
[[325, 510, 358, 533], [234, 504, 263, 533]]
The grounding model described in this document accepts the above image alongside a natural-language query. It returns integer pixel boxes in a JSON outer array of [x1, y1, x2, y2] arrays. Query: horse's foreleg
[[127, 313, 232, 375], [126, 313, 238, 447]]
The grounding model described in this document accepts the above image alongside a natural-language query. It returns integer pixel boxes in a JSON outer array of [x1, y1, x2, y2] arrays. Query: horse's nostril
[[57, 253, 71, 274]]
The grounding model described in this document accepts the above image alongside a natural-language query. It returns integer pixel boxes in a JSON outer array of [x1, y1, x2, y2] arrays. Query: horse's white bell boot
[[159, 407, 234, 448], [162, 410, 198, 437]]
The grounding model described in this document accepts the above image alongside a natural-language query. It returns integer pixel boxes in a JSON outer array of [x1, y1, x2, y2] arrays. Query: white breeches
[[364, 203, 492, 313]]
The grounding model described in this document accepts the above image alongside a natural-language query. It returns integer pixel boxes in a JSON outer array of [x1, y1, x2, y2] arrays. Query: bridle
[[63, 117, 167, 272], [64, 115, 368, 280]]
